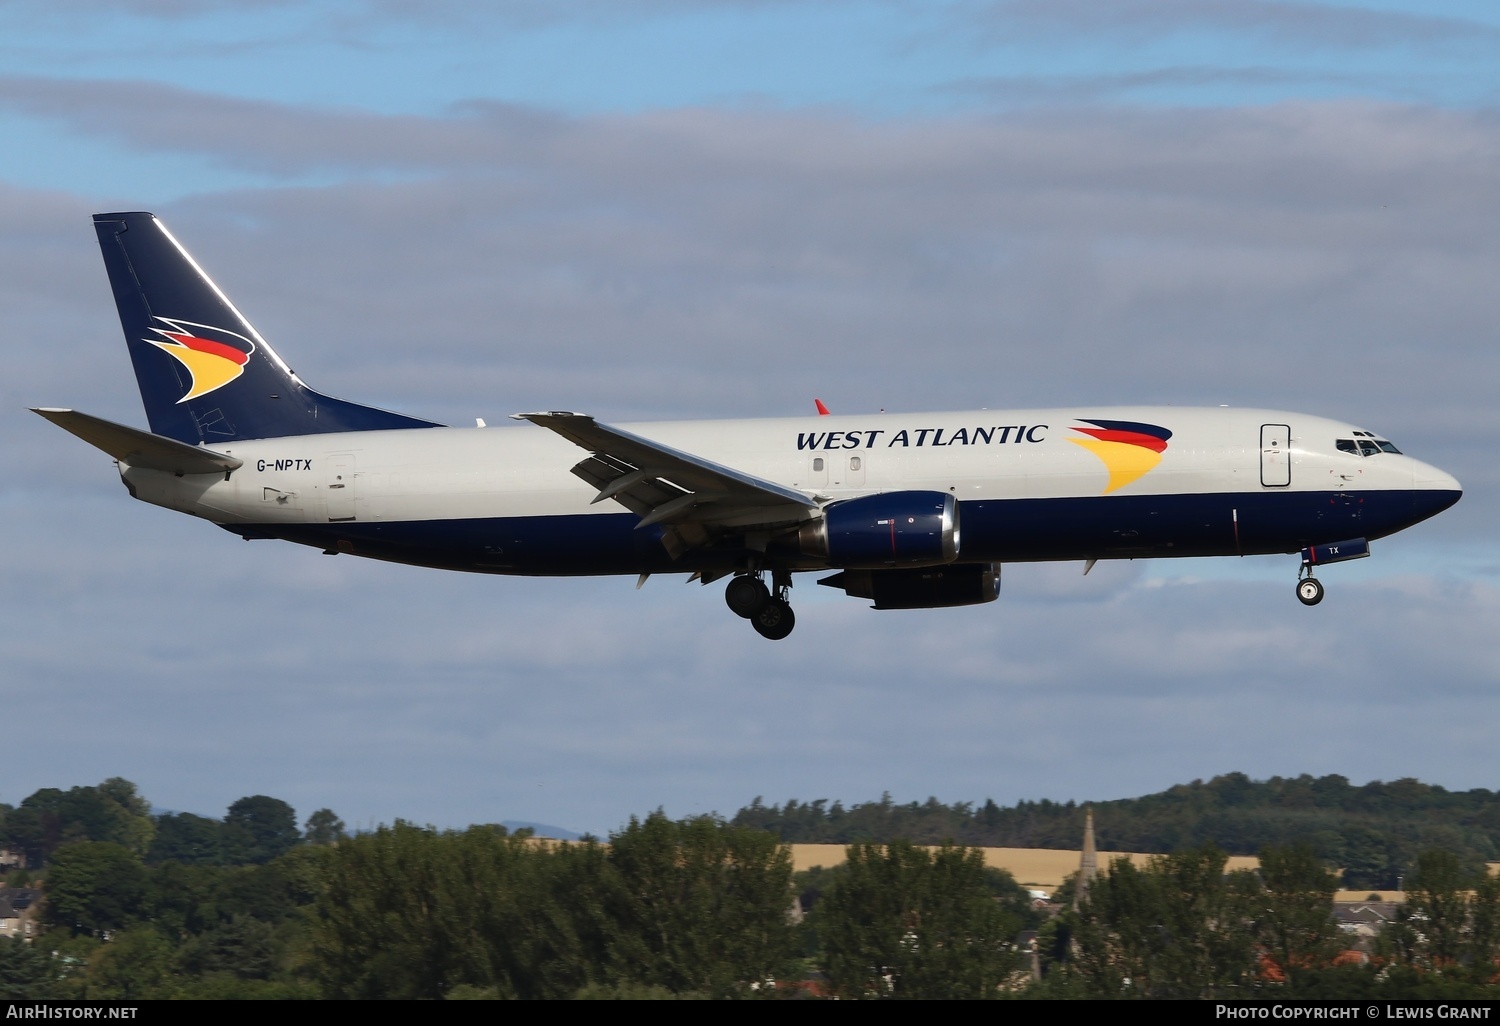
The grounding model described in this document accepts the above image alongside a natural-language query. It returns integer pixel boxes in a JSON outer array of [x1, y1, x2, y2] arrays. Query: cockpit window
[[1341, 431, 1403, 456]]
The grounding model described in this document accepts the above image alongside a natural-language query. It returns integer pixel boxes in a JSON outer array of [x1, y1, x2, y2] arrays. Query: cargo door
[[327, 453, 356, 521], [1260, 424, 1291, 487]]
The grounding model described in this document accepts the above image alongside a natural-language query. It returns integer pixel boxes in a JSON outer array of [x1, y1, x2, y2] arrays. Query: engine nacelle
[[799, 491, 959, 569], [819, 563, 1001, 609]]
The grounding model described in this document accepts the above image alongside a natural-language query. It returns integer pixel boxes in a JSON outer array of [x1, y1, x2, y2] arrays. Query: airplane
[[34, 212, 1462, 640]]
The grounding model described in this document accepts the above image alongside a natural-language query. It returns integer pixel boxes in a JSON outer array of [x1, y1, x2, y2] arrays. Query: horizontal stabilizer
[[32, 408, 242, 475]]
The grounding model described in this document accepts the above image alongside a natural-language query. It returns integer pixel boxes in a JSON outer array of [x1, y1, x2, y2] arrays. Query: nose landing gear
[[725, 570, 796, 639], [1296, 574, 1324, 606], [1294, 537, 1370, 607]]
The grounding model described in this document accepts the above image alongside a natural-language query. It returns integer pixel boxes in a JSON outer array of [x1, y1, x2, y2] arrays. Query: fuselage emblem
[[1069, 418, 1173, 494]]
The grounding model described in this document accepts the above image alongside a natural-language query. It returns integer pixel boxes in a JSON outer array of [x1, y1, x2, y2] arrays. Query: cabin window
[[850, 457, 862, 471], [812, 457, 824, 471]]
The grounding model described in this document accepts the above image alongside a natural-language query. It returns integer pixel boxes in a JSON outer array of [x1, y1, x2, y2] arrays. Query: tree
[[1385, 848, 1484, 975], [1066, 847, 1257, 999], [148, 813, 225, 866], [3, 780, 155, 866], [0, 936, 60, 999], [814, 840, 1025, 999], [80, 928, 178, 1000], [223, 796, 299, 864], [303, 809, 347, 846], [601, 813, 798, 998], [309, 821, 508, 998], [43, 842, 150, 936], [1253, 844, 1342, 984], [1469, 872, 1500, 977]]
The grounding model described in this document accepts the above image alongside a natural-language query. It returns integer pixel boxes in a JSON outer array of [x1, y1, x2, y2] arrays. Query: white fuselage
[[117, 405, 1460, 577]]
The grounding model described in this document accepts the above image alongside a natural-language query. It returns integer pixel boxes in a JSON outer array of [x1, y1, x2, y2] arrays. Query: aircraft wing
[[514, 411, 818, 556], [32, 408, 243, 475]]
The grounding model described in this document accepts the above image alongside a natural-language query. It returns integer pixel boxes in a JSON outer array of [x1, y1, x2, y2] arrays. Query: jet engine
[[799, 491, 958, 568]]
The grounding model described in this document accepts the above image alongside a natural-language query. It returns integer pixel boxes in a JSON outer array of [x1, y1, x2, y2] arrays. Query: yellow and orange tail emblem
[[146, 319, 254, 402]]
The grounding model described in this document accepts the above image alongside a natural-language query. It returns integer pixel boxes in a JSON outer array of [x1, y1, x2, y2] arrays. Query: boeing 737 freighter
[[34, 213, 1462, 639]]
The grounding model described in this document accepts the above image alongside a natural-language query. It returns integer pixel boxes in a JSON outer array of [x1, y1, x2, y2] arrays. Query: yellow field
[[789, 844, 1258, 889]]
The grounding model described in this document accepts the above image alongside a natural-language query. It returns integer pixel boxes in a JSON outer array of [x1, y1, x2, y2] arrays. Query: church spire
[[1074, 805, 1098, 908]]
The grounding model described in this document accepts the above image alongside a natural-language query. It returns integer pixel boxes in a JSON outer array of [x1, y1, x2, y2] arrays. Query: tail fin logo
[[1069, 418, 1173, 494], [145, 317, 255, 403]]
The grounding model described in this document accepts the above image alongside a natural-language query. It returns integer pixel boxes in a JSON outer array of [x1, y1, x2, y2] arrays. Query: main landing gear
[[725, 571, 796, 640]]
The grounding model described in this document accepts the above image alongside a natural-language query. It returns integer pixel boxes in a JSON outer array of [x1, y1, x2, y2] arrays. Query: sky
[[3, 0, 1499, 837]]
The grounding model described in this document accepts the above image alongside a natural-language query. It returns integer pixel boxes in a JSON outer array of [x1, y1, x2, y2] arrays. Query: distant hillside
[[501, 820, 583, 841], [730, 773, 1500, 889]]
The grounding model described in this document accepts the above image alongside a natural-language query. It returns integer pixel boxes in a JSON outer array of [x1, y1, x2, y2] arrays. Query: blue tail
[[93, 212, 440, 443]]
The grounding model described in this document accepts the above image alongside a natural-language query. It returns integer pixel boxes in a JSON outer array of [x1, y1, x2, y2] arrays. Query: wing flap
[[515, 411, 819, 546], [33, 408, 243, 475]]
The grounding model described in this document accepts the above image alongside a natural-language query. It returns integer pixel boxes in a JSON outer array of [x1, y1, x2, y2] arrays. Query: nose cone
[[1412, 461, 1462, 519]]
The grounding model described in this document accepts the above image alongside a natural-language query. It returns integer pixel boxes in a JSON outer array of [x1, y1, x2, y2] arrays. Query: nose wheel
[[725, 570, 796, 639], [1296, 575, 1324, 606]]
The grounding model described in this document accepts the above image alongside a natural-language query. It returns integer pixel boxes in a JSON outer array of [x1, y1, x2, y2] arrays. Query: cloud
[[968, 0, 1500, 53], [4, 483, 1494, 832], [8, 0, 840, 30], [6, 89, 1495, 504], [947, 65, 1435, 106]]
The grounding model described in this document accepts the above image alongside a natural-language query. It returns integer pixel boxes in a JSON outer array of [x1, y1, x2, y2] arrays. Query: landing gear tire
[[1297, 577, 1324, 606], [752, 597, 796, 640], [725, 576, 770, 618]]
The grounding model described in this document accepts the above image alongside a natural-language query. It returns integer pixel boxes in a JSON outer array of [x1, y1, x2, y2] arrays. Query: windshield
[[1338, 432, 1402, 456]]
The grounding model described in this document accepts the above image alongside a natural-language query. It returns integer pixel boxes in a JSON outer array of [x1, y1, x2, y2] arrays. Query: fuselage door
[[1260, 424, 1291, 487], [327, 453, 356, 521]]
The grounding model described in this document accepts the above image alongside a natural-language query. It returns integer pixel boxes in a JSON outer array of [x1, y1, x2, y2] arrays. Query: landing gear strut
[[726, 570, 796, 639]]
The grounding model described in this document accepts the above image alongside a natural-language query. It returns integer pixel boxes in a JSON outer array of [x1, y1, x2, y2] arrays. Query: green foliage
[[0, 936, 61, 999], [1251, 844, 1343, 983], [735, 775, 1500, 889], [307, 814, 798, 999], [148, 812, 227, 866], [78, 927, 179, 1000], [303, 809, 347, 846], [177, 915, 279, 980], [601, 812, 798, 998], [1380, 848, 1500, 987], [1064, 847, 1258, 998], [3, 779, 155, 866], [308, 821, 607, 999], [224, 796, 301, 864], [43, 842, 150, 936], [813, 840, 1025, 999], [573, 981, 710, 999]]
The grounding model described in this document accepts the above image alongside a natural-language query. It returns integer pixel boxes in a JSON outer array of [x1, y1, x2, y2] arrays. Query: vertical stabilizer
[[93, 212, 440, 443]]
